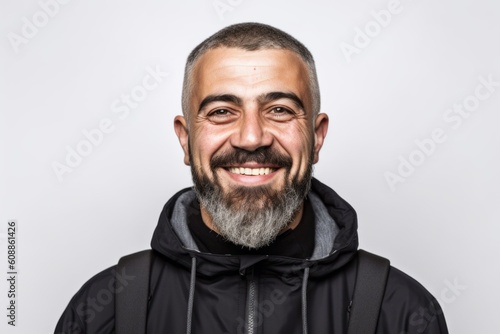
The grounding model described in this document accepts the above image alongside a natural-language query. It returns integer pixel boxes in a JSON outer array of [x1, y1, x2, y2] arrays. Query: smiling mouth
[[226, 167, 278, 176]]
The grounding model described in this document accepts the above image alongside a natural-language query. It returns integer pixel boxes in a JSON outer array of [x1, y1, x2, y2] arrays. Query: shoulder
[[378, 266, 449, 334], [55, 265, 118, 334], [385, 266, 436, 304]]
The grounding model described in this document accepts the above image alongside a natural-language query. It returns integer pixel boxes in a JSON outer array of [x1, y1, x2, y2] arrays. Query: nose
[[230, 110, 273, 151]]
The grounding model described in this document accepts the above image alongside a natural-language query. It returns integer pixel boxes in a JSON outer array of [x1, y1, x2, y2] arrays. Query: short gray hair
[[181, 22, 320, 121]]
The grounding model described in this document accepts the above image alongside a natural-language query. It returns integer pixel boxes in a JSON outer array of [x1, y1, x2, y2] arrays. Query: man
[[55, 23, 448, 334]]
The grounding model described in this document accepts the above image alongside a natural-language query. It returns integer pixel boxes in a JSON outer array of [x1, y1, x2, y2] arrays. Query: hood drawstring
[[186, 256, 197, 334], [301, 267, 310, 334]]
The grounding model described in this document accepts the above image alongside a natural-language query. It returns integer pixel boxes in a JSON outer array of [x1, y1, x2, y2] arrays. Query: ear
[[312, 113, 329, 164], [174, 115, 190, 166]]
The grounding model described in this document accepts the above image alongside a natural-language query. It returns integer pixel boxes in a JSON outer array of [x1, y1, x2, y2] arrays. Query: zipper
[[347, 299, 353, 322], [245, 267, 258, 334]]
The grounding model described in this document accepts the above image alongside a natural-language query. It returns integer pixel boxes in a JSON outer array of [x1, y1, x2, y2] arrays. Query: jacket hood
[[151, 178, 359, 278]]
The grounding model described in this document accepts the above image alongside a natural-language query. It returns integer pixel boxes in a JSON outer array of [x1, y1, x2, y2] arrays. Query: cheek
[[191, 127, 230, 166], [273, 123, 313, 174]]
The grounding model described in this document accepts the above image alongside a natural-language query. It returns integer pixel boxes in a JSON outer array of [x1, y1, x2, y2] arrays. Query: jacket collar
[[150, 178, 359, 277]]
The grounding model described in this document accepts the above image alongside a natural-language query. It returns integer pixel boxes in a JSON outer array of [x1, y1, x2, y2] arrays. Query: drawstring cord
[[301, 267, 310, 334], [186, 258, 310, 334], [186, 257, 197, 334]]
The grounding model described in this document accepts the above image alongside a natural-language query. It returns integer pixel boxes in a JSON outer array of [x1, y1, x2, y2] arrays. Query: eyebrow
[[258, 91, 305, 111], [197, 91, 306, 114]]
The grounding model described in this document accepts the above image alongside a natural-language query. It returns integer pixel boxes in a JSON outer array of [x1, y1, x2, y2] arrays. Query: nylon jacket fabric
[[55, 178, 448, 334]]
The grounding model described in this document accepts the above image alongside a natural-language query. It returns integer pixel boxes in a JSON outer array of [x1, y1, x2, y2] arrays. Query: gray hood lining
[[308, 191, 340, 260], [170, 189, 340, 259], [170, 190, 200, 252]]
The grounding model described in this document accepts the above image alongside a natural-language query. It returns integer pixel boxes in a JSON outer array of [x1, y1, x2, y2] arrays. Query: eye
[[210, 109, 231, 116], [207, 109, 234, 119], [268, 106, 294, 120], [206, 108, 237, 124], [272, 107, 286, 113]]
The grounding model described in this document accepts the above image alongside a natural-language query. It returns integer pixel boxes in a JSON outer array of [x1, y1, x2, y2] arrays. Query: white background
[[1, 0, 499, 333]]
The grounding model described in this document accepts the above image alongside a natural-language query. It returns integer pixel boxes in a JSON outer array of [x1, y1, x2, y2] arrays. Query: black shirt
[[187, 198, 315, 258]]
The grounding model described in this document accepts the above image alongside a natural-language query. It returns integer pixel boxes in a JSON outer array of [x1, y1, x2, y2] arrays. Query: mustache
[[210, 147, 293, 169]]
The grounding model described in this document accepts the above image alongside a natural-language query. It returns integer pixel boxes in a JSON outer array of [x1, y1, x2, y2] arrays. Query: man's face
[[175, 47, 328, 248]]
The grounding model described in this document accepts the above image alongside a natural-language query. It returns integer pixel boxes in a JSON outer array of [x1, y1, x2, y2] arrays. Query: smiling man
[[175, 46, 327, 250], [55, 23, 448, 334]]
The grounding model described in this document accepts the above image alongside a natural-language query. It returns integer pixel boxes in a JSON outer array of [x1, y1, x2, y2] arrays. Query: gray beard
[[191, 164, 312, 249]]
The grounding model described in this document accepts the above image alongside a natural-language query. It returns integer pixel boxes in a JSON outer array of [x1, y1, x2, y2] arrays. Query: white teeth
[[228, 167, 275, 175]]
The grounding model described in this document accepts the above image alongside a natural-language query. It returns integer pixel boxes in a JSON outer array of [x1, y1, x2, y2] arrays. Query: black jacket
[[55, 178, 448, 333]]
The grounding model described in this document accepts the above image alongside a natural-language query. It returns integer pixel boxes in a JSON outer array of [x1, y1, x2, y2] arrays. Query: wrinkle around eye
[[267, 106, 297, 121], [205, 108, 238, 124]]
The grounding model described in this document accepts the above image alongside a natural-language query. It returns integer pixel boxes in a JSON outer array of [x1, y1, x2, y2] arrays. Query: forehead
[[189, 47, 312, 111]]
